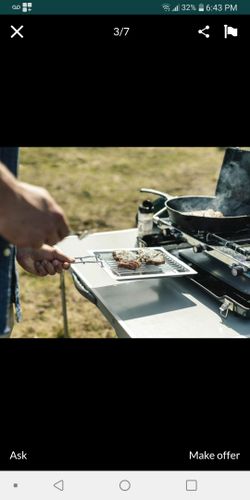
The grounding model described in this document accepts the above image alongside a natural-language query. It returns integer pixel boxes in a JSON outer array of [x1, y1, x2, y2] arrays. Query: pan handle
[[140, 188, 173, 200]]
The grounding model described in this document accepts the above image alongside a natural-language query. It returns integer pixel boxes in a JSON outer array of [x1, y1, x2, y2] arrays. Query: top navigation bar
[[0, 1, 249, 16]]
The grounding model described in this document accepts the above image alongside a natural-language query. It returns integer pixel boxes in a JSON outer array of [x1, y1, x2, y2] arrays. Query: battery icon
[[198, 3, 205, 11]]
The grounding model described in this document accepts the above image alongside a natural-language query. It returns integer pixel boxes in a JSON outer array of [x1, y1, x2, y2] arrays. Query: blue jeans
[[0, 148, 21, 336]]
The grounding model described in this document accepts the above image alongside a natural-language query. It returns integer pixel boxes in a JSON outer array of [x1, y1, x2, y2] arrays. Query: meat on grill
[[117, 260, 141, 270], [184, 209, 224, 218], [113, 250, 142, 270], [113, 250, 136, 261], [112, 249, 165, 270], [138, 249, 165, 265]]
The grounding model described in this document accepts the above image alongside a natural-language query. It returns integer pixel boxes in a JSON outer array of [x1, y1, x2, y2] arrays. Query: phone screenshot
[[0, 0, 249, 498]]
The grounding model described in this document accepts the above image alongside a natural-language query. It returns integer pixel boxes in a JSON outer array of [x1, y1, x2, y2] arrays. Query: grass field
[[12, 147, 225, 338]]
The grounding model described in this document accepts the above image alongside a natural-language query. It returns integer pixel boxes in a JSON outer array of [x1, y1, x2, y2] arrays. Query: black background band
[[0, 339, 248, 470], [0, 15, 248, 146]]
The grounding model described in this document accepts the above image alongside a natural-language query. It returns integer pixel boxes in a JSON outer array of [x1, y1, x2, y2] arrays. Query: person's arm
[[0, 161, 19, 203], [0, 162, 70, 248]]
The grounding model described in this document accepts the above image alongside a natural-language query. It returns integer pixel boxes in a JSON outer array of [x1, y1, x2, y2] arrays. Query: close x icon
[[10, 25, 24, 38]]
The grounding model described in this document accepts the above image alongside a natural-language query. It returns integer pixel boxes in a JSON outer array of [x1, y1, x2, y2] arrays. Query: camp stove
[[139, 213, 250, 318], [135, 147, 250, 319]]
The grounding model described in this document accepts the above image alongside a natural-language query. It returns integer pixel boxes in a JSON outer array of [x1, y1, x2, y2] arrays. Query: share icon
[[198, 25, 210, 38]]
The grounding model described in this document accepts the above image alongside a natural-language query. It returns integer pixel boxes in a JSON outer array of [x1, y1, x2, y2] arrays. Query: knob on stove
[[231, 265, 245, 277], [193, 244, 205, 253]]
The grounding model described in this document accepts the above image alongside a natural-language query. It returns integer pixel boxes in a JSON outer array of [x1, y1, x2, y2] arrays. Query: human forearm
[[0, 162, 20, 216], [0, 162, 69, 247]]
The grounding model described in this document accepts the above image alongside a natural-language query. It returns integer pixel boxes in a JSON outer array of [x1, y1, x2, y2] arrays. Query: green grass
[[12, 147, 225, 338]]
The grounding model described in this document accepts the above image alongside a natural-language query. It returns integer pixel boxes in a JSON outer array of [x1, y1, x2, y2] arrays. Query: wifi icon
[[162, 4, 171, 11]]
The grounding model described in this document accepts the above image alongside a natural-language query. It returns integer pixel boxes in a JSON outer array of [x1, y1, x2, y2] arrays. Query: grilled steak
[[138, 249, 165, 265], [113, 250, 137, 261], [113, 249, 165, 270], [113, 250, 142, 270], [117, 260, 141, 270]]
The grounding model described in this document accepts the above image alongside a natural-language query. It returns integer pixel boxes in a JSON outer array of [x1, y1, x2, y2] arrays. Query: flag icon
[[224, 25, 238, 38]]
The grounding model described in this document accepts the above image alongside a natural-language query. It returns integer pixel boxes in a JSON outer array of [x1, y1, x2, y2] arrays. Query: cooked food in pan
[[184, 209, 224, 218], [112, 249, 166, 270]]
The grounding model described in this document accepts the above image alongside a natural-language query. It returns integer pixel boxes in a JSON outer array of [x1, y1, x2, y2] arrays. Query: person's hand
[[0, 167, 70, 248], [16, 245, 75, 276]]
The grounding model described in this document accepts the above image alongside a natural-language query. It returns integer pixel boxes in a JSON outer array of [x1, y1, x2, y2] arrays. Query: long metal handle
[[73, 255, 103, 266], [140, 188, 173, 200]]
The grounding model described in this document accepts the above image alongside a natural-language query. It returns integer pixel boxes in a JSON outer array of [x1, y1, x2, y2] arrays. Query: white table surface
[[58, 229, 250, 338]]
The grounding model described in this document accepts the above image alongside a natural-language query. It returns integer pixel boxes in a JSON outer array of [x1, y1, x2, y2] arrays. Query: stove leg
[[60, 271, 69, 338]]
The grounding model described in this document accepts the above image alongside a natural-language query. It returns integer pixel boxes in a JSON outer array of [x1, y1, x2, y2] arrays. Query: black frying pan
[[140, 188, 250, 234]]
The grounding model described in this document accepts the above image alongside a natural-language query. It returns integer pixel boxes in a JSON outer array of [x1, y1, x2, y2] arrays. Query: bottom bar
[[0, 471, 249, 499]]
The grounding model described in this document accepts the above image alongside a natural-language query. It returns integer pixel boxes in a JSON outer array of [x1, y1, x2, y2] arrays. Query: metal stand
[[60, 271, 69, 338]]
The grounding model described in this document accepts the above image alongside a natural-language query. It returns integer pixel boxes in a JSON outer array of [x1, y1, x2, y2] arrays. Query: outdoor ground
[[12, 147, 225, 338]]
